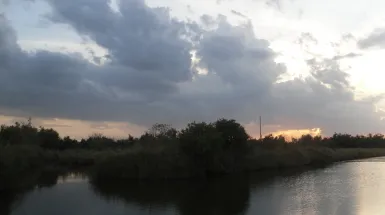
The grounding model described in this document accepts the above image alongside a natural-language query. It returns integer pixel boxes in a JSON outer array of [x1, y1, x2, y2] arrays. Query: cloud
[[271, 57, 385, 134], [297, 32, 318, 46], [332, 52, 362, 61], [265, 0, 283, 10], [0, 0, 198, 124], [358, 28, 385, 49], [216, 0, 289, 10], [270, 128, 321, 140], [230, 10, 248, 19], [0, 0, 9, 8], [0, 0, 384, 137]]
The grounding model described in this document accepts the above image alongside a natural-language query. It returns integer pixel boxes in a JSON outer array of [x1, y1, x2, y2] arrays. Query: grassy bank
[[2, 118, 385, 188], [91, 146, 385, 181], [246, 147, 385, 170]]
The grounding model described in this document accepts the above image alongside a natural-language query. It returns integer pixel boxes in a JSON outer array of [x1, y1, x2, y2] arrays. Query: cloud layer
[[0, 0, 384, 136], [358, 28, 385, 49]]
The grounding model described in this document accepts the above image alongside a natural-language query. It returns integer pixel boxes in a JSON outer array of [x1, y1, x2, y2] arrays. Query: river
[[3, 157, 385, 215]]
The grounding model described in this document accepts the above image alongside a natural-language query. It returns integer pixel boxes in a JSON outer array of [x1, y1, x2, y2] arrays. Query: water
[[3, 157, 385, 215]]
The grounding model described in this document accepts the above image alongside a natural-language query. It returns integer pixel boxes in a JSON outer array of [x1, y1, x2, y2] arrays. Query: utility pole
[[259, 116, 262, 140]]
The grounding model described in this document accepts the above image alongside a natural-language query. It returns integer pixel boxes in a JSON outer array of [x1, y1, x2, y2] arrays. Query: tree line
[[1, 118, 385, 151]]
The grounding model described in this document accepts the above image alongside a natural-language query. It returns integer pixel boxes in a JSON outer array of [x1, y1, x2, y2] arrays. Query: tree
[[148, 123, 178, 139], [179, 122, 223, 156], [214, 119, 249, 148], [38, 128, 61, 149]]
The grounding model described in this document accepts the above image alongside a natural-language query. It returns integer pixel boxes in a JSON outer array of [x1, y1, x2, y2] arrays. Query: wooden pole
[[259, 116, 262, 139]]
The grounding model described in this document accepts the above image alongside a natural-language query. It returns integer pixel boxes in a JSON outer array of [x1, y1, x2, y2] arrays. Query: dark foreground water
[[3, 157, 385, 215]]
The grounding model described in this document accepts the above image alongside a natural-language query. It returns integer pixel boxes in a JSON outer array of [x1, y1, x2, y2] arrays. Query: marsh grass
[[91, 144, 385, 181]]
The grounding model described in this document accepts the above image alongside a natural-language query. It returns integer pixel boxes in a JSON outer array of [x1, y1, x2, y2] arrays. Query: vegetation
[[2, 118, 385, 189]]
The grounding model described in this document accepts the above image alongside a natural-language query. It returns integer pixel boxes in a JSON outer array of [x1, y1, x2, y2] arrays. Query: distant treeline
[[2, 118, 385, 190], [1, 118, 385, 150]]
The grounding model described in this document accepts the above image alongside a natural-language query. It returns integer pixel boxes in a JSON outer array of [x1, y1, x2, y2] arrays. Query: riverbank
[[2, 145, 385, 191], [90, 146, 385, 181], [247, 147, 385, 170]]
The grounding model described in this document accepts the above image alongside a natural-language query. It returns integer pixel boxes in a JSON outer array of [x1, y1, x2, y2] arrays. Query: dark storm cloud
[[358, 28, 385, 49], [0, 0, 384, 135], [46, 0, 194, 83]]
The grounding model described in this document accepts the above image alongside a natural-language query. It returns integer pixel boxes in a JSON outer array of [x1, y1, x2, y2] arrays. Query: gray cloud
[[341, 33, 356, 42], [0, 0, 384, 136], [231, 10, 248, 18], [265, 0, 282, 10], [332, 52, 362, 61], [270, 57, 384, 135], [297, 32, 318, 45], [0, 0, 9, 7], [358, 28, 385, 49], [217, 0, 290, 10]]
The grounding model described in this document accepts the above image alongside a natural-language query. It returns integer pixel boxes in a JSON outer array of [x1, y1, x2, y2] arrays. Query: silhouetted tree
[[38, 127, 61, 149], [214, 118, 249, 148]]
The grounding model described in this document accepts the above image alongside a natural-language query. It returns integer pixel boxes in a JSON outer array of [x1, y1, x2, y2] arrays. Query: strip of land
[[2, 119, 385, 191]]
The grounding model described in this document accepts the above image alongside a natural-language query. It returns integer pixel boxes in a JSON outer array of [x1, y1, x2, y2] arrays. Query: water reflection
[[0, 192, 22, 215], [90, 175, 251, 215], [246, 166, 358, 215], [0, 170, 87, 215], [89, 169, 313, 215], [5, 159, 385, 215]]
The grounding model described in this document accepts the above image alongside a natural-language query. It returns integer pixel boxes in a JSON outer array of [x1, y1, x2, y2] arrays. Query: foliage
[[147, 123, 178, 139], [0, 119, 38, 146], [38, 127, 61, 149], [3, 117, 385, 185], [214, 119, 249, 148], [179, 122, 223, 158], [2, 118, 385, 151]]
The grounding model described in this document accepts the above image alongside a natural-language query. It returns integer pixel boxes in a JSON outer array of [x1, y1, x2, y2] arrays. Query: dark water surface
[[4, 157, 385, 215]]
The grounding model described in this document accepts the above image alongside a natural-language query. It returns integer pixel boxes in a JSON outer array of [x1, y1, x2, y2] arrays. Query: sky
[[1, 0, 385, 139]]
